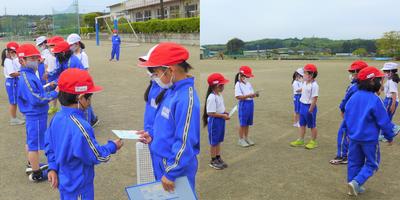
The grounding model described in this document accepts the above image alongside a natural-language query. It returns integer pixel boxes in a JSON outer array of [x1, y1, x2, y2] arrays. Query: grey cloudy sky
[[201, 0, 400, 45], [0, 0, 121, 15]]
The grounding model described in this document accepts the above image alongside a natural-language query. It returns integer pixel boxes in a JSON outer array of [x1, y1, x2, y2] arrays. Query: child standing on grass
[[290, 64, 319, 149], [330, 60, 367, 165], [292, 68, 304, 127], [203, 73, 230, 170], [1, 42, 25, 125], [345, 66, 399, 196], [382, 62, 399, 120], [235, 66, 259, 148]]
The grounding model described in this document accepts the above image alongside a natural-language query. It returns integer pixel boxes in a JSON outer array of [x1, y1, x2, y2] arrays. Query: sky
[[201, 0, 400, 45], [0, 0, 121, 15]]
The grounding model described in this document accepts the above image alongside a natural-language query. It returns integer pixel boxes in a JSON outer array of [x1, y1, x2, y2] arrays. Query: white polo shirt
[[206, 93, 226, 114], [3, 58, 19, 78], [384, 79, 399, 102], [75, 51, 89, 69], [235, 81, 254, 100], [292, 80, 303, 95], [300, 81, 319, 104], [42, 49, 56, 73]]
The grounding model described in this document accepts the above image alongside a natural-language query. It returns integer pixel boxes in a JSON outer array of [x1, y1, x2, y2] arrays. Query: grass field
[[1, 40, 400, 200]]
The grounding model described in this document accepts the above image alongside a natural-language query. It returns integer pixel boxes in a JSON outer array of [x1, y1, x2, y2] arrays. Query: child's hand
[[161, 175, 175, 192], [308, 108, 313, 113], [47, 170, 58, 189], [223, 114, 230, 120], [390, 104, 396, 114], [113, 139, 124, 150], [137, 130, 152, 144], [340, 112, 344, 119]]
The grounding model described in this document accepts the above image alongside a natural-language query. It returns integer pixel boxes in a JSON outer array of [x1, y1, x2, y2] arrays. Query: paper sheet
[[112, 130, 140, 140]]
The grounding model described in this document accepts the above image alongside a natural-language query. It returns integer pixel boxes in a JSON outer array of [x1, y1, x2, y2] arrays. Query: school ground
[[1, 40, 400, 200]]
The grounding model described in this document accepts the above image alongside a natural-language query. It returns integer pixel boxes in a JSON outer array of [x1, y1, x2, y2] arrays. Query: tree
[[82, 12, 103, 29], [226, 38, 245, 55], [352, 48, 368, 57], [377, 31, 400, 59]]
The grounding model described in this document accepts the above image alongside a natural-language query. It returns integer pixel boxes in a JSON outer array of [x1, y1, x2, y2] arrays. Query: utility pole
[[160, 0, 165, 19]]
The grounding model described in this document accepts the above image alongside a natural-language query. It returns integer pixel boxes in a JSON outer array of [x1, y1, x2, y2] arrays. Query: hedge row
[[80, 17, 199, 34]]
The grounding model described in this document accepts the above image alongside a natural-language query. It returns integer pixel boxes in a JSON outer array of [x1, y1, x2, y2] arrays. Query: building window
[[185, 4, 198, 18], [144, 10, 152, 21], [157, 9, 169, 19], [170, 5, 180, 18], [135, 12, 143, 22]]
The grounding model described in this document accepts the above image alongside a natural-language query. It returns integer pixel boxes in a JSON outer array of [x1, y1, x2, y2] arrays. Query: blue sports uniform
[[37, 62, 46, 85], [111, 35, 121, 61], [5, 77, 18, 104], [143, 81, 163, 178], [49, 55, 85, 84], [45, 106, 117, 200], [336, 79, 358, 158], [150, 77, 200, 192], [344, 90, 396, 186], [17, 67, 57, 151]]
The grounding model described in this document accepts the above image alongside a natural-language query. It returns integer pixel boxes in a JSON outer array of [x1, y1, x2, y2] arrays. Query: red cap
[[47, 36, 64, 46], [51, 41, 70, 53], [239, 66, 254, 77], [58, 68, 103, 95], [348, 60, 368, 71], [357, 66, 385, 81], [16, 44, 41, 58], [304, 64, 317, 73], [207, 73, 229, 86], [113, 29, 118, 33], [6, 42, 19, 51], [138, 42, 189, 67]]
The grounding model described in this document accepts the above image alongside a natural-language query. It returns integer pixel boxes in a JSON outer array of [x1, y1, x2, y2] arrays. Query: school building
[[107, 0, 199, 22]]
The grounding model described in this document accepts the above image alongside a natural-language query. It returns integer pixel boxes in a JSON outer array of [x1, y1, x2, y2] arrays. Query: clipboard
[[112, 130, 140, 140], [125, 176, 197, 200]]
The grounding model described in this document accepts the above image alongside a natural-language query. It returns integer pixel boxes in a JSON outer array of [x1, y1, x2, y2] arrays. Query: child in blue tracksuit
[[110, 30, 121, 61], [345, 66, 398, 196], [45, 68, 123, 200], [330, 61, 368, 165], [203, 73, 230, 170], [292, 68, 303, 127], [137, 43, 200, 193], [16, 44, 58, 181]]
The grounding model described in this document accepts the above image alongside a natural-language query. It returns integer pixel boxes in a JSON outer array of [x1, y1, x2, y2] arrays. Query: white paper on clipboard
[[112, 130, 140, 140], [229, 105, 238, 117]]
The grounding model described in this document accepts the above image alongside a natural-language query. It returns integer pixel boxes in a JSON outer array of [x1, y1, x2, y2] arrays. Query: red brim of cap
[[245, 74, 254, 77], [375, 71, 385, 77], [219, 79, 230, 85], [86, 85, 103, 94]]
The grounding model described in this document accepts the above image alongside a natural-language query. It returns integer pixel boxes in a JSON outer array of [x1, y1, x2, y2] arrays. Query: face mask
[[69, 44, 78, 52], [39, 46, 45, 52], [154, 70, 173, 89], [349, 74, 354, 81], [25, 61, 39, 71], [113, 34, 117, 36]]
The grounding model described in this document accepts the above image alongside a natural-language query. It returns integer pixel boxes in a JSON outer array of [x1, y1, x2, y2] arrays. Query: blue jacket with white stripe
[[112, 35, 121, 46], [150, 77, 200, 181], [45, 106, 117, 193], [17, 67, 58, 119], [49, 55, 85, 83], [339, 79, 358, 113], [344, 90, 396, 142], [144, 81, 163, 137]]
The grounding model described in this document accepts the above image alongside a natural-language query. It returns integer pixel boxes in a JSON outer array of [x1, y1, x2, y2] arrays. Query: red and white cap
[[47, 36, 64, 46], [58, 68, 103, 94], [348, 60, 368, 71], [138, 42, 189, 68], [357, 66, 385, 81], [6, 42, 19, 51], [67, 33, 81, 45], [207, 73, 229, 86], [16, 44, 41, 58], [239, 66, 254, 77], [304, 64, 317, 73], [51, 41, 70, 53], [35, 36, 47, 46]]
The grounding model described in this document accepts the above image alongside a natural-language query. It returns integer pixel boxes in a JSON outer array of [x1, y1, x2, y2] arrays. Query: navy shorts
[[208, 117, 226, 146], [293, 94, 301, 114], [25, 115, 47, 151], [5, 78, 18, 105], [299, 103, 317, 128], [238, 100, 254, 127]]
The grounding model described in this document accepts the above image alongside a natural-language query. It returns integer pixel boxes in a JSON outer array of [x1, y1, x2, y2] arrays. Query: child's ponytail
[[234, 73, 240, 87], [155, 89, 167, 105], [144, 80, 153, 102], [391, 70, 400, 83], [1, 49, 7, 67], [292, 71, 297, 84], [203, 85, 213, 127]]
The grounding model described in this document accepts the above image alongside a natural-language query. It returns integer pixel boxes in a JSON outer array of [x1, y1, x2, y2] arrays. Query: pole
[[95, 18, 99, 46]]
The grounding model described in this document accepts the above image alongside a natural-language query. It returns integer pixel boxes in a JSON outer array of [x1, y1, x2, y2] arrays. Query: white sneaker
[[293, 122, 300, 127], [10, 118, 25, 125], [245, 138, 255, 146], [238, 139, 250, 147]]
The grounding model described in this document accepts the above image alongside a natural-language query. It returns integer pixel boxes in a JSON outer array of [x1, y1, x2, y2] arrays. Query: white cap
[[67, 33, 81, 45], [35, 36, 47, 46], [382, 62, 399, 71], [296, 68, 304, 76]]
